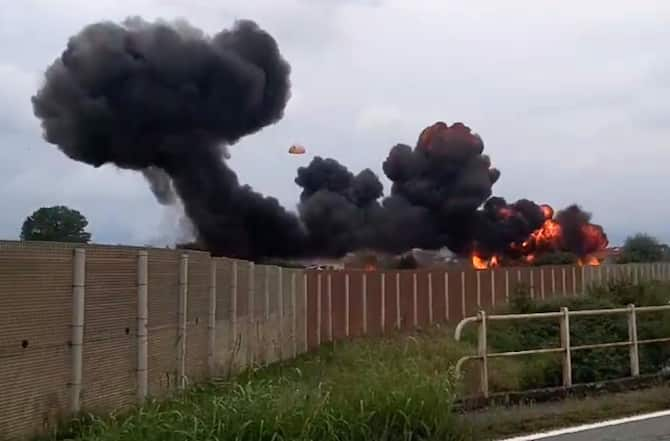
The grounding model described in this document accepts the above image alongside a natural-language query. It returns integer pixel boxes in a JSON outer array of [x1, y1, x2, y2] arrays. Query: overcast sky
[[1, 0, 669, 247]]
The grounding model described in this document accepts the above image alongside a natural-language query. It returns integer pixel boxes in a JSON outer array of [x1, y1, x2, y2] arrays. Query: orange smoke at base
[[364, 264, 376, 272]]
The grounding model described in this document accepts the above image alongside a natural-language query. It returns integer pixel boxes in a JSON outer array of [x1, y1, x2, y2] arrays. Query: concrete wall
[[1, 240, 668, 439], [0, 241, 307, 440]]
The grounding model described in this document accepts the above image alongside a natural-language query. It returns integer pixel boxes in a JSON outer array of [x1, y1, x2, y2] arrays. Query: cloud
[[355, 105, 405, 131], [0, 64, 40, 133]]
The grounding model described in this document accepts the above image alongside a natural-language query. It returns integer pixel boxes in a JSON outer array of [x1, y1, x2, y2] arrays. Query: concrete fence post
[[278, 267, 284, 359], [460, 271, 466, 318], [490, 270, 496, 306], [207, 259, 217, 376], [572, 267, 577, 296], [444, 272, 450, 320], [504, 269, 510, 303], [326, 272, 332, 342], [137, 250, 149, 402], [316, 273, 322, 345], [264, 266, 271, 322], [381, 273, 386, 332], [476, 270, 482, 306], [395, 272, 401, 329], [562, 267, 567, 296], [628, 304, 640, 377], [231, 261, 238, 359], [248, 262, 256, 367], [291, 271, 297, 358], [362, 272, 368, 334], [345, 273, 350, 337], [302, 273, 308, 353], [540, 268, 546, 299], [560, 307, 572, 388], [177, 253, 189, 389], [412, 272, 418, 328], [477, 310, 489, 398], [428, 272, 433, 324], [581, 265, 586, 294], [71, 248, 86, 414]]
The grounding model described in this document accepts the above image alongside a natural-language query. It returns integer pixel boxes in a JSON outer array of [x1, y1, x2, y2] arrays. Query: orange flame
[[578, 256, 600, 266], [472, 254, 500, 269], [470, 202, 608, 269]]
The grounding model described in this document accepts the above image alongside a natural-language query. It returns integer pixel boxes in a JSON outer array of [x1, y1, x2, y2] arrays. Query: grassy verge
[[43, 327, 473, 441]]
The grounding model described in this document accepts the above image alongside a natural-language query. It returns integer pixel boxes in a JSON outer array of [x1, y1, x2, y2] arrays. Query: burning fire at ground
[[471, 202, 607, 269]]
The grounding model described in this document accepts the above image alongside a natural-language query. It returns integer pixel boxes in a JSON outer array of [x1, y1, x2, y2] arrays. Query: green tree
[[20, 206, 92, 243], [619, 233, 663, 263]]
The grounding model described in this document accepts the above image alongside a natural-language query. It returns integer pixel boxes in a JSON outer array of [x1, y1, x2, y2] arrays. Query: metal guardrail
[[454, 304, 670, 397]]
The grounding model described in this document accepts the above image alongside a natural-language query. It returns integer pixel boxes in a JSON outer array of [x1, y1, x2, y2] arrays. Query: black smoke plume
[[33, 16, 607, 263], [32, 17, 306, 259], [556, 205, 608, 256]]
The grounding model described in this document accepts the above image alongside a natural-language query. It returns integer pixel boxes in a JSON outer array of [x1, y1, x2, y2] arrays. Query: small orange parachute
[[288, 144, 306, 155]]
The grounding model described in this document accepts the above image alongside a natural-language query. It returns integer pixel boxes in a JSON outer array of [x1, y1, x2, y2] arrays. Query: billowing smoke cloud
[[142, 167, 175, 204], [33, 16, 607, 263], [556, 205, 608, 257], [32, 17, 307, 259], [473, 197, 547, 258], [293, 122, 501, 255]]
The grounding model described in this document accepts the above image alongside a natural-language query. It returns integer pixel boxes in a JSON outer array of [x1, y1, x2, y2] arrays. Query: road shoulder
[[460, 384, 670, 440]]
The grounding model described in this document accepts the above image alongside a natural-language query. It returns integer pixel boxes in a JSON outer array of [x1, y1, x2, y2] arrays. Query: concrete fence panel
[[0, 243, 73, 439], [81, 247, 137, 412], [146, 248, 180, 397], [365, 271, 383, 336]]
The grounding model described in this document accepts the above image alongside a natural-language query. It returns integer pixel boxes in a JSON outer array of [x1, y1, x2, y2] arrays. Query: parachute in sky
[[288, 144, 306, 155]]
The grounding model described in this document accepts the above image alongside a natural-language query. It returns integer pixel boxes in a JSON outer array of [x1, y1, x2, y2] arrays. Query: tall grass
[[43, 329, 473, 441]]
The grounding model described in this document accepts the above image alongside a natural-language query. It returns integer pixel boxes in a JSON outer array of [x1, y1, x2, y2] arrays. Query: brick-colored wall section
[[1, 239, 668, 440]]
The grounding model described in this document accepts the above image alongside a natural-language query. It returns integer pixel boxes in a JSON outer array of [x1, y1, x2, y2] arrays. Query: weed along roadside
[[38, 280, 670, 441], [40, 330, 473, 441]]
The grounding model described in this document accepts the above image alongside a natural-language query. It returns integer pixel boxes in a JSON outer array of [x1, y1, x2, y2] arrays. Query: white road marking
[[498, 409, 670, 440]]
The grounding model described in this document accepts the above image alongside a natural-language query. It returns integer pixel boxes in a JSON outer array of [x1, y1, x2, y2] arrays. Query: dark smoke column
[[32, 17, 306, 259]]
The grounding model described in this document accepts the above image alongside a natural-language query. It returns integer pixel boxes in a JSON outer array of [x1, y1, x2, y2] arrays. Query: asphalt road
[[503, 412, 670, 441], [542, 414, 670, 440]]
